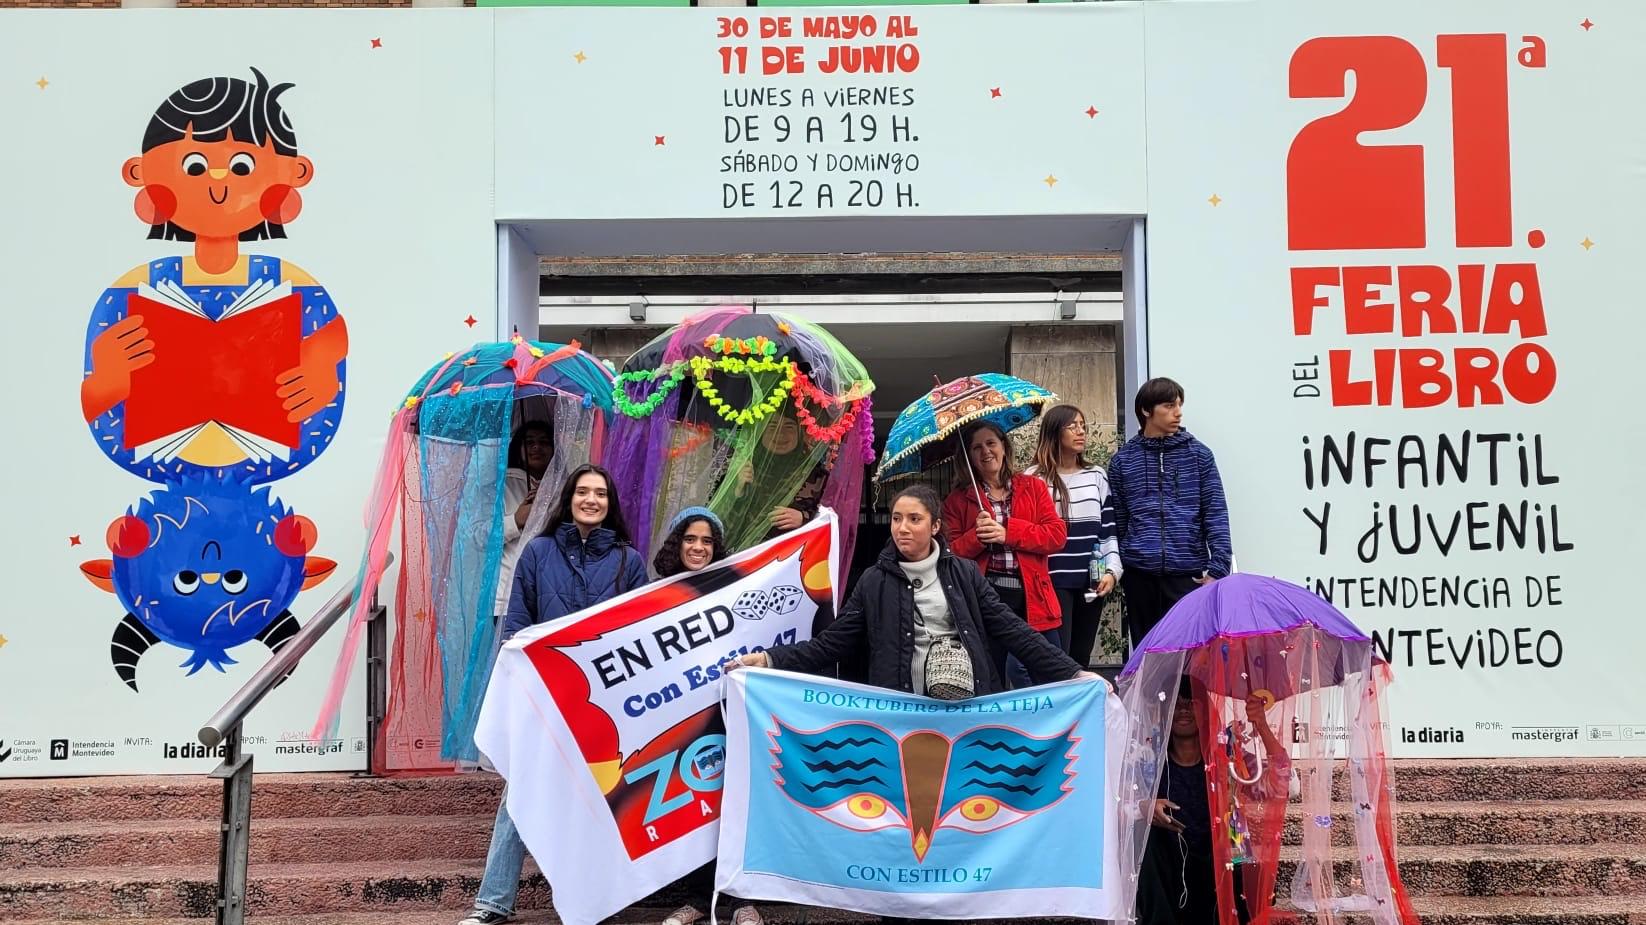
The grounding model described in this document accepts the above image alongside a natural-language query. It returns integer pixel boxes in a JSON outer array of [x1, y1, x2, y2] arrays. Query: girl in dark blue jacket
[[502, 465, 649, 641], [461, 464, 648, 925]]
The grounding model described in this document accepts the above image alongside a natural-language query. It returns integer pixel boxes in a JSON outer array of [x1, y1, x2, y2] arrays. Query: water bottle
[[1084, 556, 1107, 602]]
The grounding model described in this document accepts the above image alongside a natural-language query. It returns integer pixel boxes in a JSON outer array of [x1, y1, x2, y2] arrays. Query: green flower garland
[[689, 355, 795, 426], [615, 355, 796, 425], [612, 363, 686, 418]]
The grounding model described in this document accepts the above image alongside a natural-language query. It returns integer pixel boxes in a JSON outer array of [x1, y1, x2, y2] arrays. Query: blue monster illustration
[[79, 475, 336, 691], [771, 721, 1078, 861]]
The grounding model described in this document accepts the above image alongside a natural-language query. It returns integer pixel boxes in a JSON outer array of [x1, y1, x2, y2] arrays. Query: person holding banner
[[461, 463, 649, 925], [651, 506, 728, 579], [651, 506, 766, 925], [726, 484, 1098, 698], [941, 421, 1069, 689]]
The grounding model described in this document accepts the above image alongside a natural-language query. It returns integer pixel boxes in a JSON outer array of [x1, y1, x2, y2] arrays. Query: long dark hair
[[541, 464, 633, 545], [652, 514, 728, 578], [506, 420, 554, 474], [1033, 404, 1085, 519], [956, 421, 1014, 493]]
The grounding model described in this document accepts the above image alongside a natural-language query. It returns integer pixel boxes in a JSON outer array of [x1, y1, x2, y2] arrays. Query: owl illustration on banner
[[770, 721, 1078, 861], [78, 477, 336, 691]]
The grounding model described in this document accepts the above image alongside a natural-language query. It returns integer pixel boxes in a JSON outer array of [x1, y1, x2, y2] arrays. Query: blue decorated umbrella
[[314, 337, 617, 772], [873, 373, 1056, 484]]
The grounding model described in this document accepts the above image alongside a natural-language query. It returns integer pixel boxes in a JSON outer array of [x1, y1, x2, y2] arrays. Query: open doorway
[[539, 295, 1123, 594]]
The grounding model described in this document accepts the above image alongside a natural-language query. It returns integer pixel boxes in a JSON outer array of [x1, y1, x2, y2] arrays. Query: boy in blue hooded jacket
[[1107, 378, 1233, 647]]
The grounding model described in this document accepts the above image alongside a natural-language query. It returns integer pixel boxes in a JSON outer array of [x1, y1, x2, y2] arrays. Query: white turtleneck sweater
[[897, 542, 956, 696]]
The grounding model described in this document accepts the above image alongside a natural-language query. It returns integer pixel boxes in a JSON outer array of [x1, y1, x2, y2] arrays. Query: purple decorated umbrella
[[1120, 573, 1371, 702], [1113, 574, 1417, 925]]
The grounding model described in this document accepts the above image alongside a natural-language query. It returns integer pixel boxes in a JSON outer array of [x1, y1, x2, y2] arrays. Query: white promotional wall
[[1142, 0, 1646, 756], [3, 0, 1640, 773], [0, 10, 496, 776], [494, 5, 1147, 220]]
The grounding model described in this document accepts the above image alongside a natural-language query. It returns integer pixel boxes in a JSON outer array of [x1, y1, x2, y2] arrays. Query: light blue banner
[[732, 670, 1109, 898]]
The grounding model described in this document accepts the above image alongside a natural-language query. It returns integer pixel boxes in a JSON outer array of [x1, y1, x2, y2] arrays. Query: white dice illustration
[[733, 589, 770, 621], [768, 585, 803, 616]]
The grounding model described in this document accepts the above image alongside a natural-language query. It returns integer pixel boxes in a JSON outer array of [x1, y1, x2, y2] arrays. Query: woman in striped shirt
[[1027, 404, 1122, 667]]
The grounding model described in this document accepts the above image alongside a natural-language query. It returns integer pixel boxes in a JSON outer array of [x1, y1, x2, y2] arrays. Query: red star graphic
[[1580, 18, 1594, 30], [463, 315, 478, 328], [69, 535, 82, 547], [1085, 106, 1099, 118], [371, 37, 383, 48], [655, 135, 666, 146], [990, 87, 1002, 99]]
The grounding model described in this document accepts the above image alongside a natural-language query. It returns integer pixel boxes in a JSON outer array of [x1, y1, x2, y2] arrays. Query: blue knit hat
[[667, 506, 724, 536]]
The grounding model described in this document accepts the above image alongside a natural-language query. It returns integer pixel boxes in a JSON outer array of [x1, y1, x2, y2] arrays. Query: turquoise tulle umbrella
[[873, 373, 1056, 484]]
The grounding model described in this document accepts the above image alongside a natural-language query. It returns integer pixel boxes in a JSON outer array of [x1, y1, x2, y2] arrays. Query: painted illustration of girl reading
[[81, 67, 347, 484]]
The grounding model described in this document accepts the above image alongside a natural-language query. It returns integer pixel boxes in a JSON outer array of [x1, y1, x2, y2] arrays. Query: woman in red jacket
[[942, 420, 1068, 689]]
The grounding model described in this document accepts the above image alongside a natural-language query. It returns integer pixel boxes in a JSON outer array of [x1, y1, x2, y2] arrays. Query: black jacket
[[767, 539, 1083, 695]]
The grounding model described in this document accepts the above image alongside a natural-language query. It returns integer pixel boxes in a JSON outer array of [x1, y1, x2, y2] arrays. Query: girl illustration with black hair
[[81, 67, 348, 484]]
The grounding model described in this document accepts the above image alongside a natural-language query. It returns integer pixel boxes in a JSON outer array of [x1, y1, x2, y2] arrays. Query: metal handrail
[[195, 553, 392, 925], [198, 560, 385, 746]]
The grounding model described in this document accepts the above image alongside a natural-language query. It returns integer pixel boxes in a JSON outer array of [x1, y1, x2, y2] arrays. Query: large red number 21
[[1286, 34, 1512, 252]]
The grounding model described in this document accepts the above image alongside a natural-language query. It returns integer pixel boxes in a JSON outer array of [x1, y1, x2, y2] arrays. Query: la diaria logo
[[1400, 726, 1465, 744], [163, 741, 228, 760]]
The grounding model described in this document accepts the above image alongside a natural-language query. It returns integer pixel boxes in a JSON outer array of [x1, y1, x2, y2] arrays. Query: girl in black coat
[[727, 485, 1104, 697]]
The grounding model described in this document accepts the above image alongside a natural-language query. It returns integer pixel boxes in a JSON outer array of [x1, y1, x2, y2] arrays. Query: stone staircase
[[1, 760, 1643, 924]]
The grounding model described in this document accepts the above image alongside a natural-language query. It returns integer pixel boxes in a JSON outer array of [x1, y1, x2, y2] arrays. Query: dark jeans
[[678, 861, 745, 911], [1121, 571, 1202, 648], [1056, 586, 1107, 667], [1005, 625, 1065, 689], [985, 581, 1027, 688], [1136, 827, 1249, 925]]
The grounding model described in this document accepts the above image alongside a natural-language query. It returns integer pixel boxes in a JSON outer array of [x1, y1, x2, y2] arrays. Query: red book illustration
[[122, 278, 302, 462]]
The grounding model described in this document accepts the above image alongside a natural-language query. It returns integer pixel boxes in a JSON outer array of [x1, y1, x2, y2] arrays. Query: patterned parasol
[[874, 373, 1057, 484]]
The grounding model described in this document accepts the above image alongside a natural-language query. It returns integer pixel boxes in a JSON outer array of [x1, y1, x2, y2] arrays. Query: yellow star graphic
[[574, 50, 588, 64], [1043, 174, 1058, 188], [35, 77, 48, 91], [1208, 193, 1222, 207], [0, 633, 9, 649], [1580, 236, 1595, 250]]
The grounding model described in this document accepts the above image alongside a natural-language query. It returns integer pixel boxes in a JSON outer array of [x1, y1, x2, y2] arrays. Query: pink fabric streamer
[[310, 353, 461, 743]]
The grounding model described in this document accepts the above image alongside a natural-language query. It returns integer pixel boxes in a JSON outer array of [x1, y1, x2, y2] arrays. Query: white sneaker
[[663, 905, 706, 925]]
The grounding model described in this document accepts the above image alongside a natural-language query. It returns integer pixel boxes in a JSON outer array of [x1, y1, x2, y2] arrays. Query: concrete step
[[7, 796, 1633, 874], [1281, 800, 1646, 846], [2, 759, 1639, 827], [1338, 758, 1646, 803], [1278, 842, 1646, 897], [0, 773, 503, 825], [6, 895, 1646, 925], [6, 844, 1644, 919], [0, 813, 495, 870], [0, 859, 531, 919], [1307, 895, 1646, 925]]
